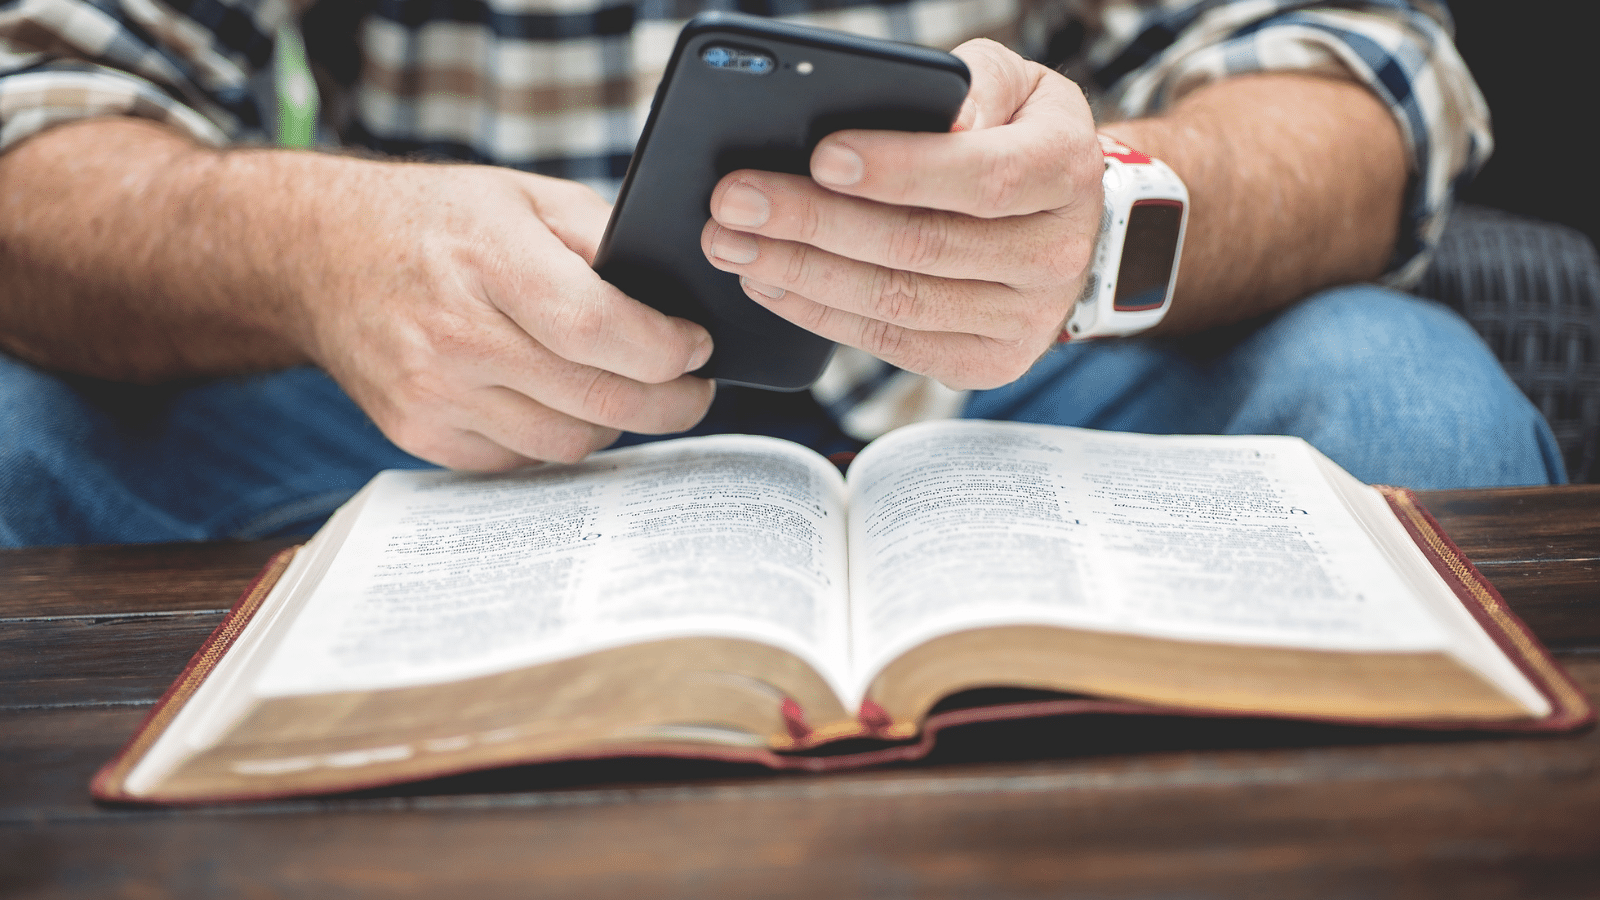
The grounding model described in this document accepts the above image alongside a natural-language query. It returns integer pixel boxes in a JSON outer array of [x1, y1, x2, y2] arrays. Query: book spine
[[1380, 487, 1594, 730], [89, 547, 301, 802]]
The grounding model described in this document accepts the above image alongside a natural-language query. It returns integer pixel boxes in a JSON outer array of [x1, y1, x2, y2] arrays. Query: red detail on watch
[[1097, 132, 1151, 165]]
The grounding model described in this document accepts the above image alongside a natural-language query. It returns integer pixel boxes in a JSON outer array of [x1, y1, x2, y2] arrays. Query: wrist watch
[[1060, 133, 1189, 340]]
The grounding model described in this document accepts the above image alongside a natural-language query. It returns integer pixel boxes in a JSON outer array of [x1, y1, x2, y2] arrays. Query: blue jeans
[[0, 286, 1564, 547]]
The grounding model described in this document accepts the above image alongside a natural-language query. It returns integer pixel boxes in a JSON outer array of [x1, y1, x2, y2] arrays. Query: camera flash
[[796, 60, 814, 75]]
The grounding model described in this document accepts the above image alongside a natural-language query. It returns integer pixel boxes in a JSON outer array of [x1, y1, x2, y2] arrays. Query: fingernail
[[718, 183, 770, 227], [709, 227, 759, 264], [687, 334, 713, 372], [812, 143, 863, 187], [741, 277, 786, 300]]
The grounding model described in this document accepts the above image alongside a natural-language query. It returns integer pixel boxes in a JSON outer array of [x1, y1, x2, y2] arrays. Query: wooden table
[[4, 486, 1598, 898]]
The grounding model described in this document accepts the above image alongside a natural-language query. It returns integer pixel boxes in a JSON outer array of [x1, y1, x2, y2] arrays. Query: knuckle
[[368, 380, 481, 468], [867, 266, 926, 325], [1064, 221, 1098, 271], [786, 296, 833, 334], [412, 301, 478, 358], [1040, 228, 1094, 289], [1005, 211, 1092, 292], [579, 369, 643, 428], [993, 305, 1037, 345], [857, 317, 912, 362], [795, 196, 826, 245], [386, 349, 450, 416], [554, 175, 606, 207], [781, 241, 815, 287], [975, 145, 1031, 214], [547, 290, 612, 360], [885, 212, 953, 272]]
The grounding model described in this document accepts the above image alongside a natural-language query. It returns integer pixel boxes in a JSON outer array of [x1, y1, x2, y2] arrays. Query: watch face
[[1113, 199, 1184, 311]]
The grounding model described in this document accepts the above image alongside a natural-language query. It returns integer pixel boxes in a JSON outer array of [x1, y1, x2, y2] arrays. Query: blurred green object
[[275, 26, 318, 148]]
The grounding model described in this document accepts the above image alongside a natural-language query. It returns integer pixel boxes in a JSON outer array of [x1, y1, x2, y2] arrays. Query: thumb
[[950, 39, 1038, 131]]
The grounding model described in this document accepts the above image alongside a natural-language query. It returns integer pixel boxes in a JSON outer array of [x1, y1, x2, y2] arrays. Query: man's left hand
[[699, 38, 1103, 390]]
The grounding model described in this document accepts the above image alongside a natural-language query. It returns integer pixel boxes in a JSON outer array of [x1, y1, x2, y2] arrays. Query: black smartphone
[[593, 12, 971, 391]]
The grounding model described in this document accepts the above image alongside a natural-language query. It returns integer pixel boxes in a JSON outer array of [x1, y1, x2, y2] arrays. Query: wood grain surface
[[2, 487, 1596, 899]]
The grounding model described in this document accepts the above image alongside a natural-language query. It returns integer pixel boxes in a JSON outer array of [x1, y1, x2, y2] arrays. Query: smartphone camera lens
[[701, 44, 775, 75]]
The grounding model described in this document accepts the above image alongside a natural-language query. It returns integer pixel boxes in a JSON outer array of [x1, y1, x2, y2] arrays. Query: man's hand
[[0, 119, 716, 471], [698, 39, 1103, 390], [292, 163, 715, 470]]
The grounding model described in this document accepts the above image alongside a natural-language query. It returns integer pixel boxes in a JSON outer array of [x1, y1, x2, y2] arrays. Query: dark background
[[1450, 0, 1597, 251]]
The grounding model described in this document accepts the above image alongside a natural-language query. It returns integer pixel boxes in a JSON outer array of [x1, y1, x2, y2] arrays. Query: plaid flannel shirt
[[0, 0, 1490, 439]]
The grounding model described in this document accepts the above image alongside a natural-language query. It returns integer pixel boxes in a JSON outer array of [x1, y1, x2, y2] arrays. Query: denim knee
[[1223, 286, 1564, 488], [965, 285, 1562, 489], [0, 357, 428, 547], [0, 355, 147, 546]]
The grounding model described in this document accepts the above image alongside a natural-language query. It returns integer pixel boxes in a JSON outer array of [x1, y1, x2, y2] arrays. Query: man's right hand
[[0, 118, 716, 471], [289, 162, 715, 470]]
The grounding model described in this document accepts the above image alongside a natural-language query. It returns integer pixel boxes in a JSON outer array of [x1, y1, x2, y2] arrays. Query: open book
[[94, 421, 1591, 803]]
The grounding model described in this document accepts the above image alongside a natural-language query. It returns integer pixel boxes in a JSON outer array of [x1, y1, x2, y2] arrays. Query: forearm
[[1100, 72, 1408, 335], [0, 117, 346, 381], [0, 115, 714, 468]]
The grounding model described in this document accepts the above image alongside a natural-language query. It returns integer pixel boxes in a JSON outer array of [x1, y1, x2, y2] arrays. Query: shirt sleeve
[[1074, 0, 1491, 288], [0, 0, 288, 153]]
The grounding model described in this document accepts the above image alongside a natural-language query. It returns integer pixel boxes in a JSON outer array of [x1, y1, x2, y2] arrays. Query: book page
[[1308, 454, 1549, 715], [844, 421, 1456, 700], [253, 435, 852, 698]]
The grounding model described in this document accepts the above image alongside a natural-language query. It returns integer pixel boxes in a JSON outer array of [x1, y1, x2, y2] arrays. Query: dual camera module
[[701, 44, 812, 76]]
